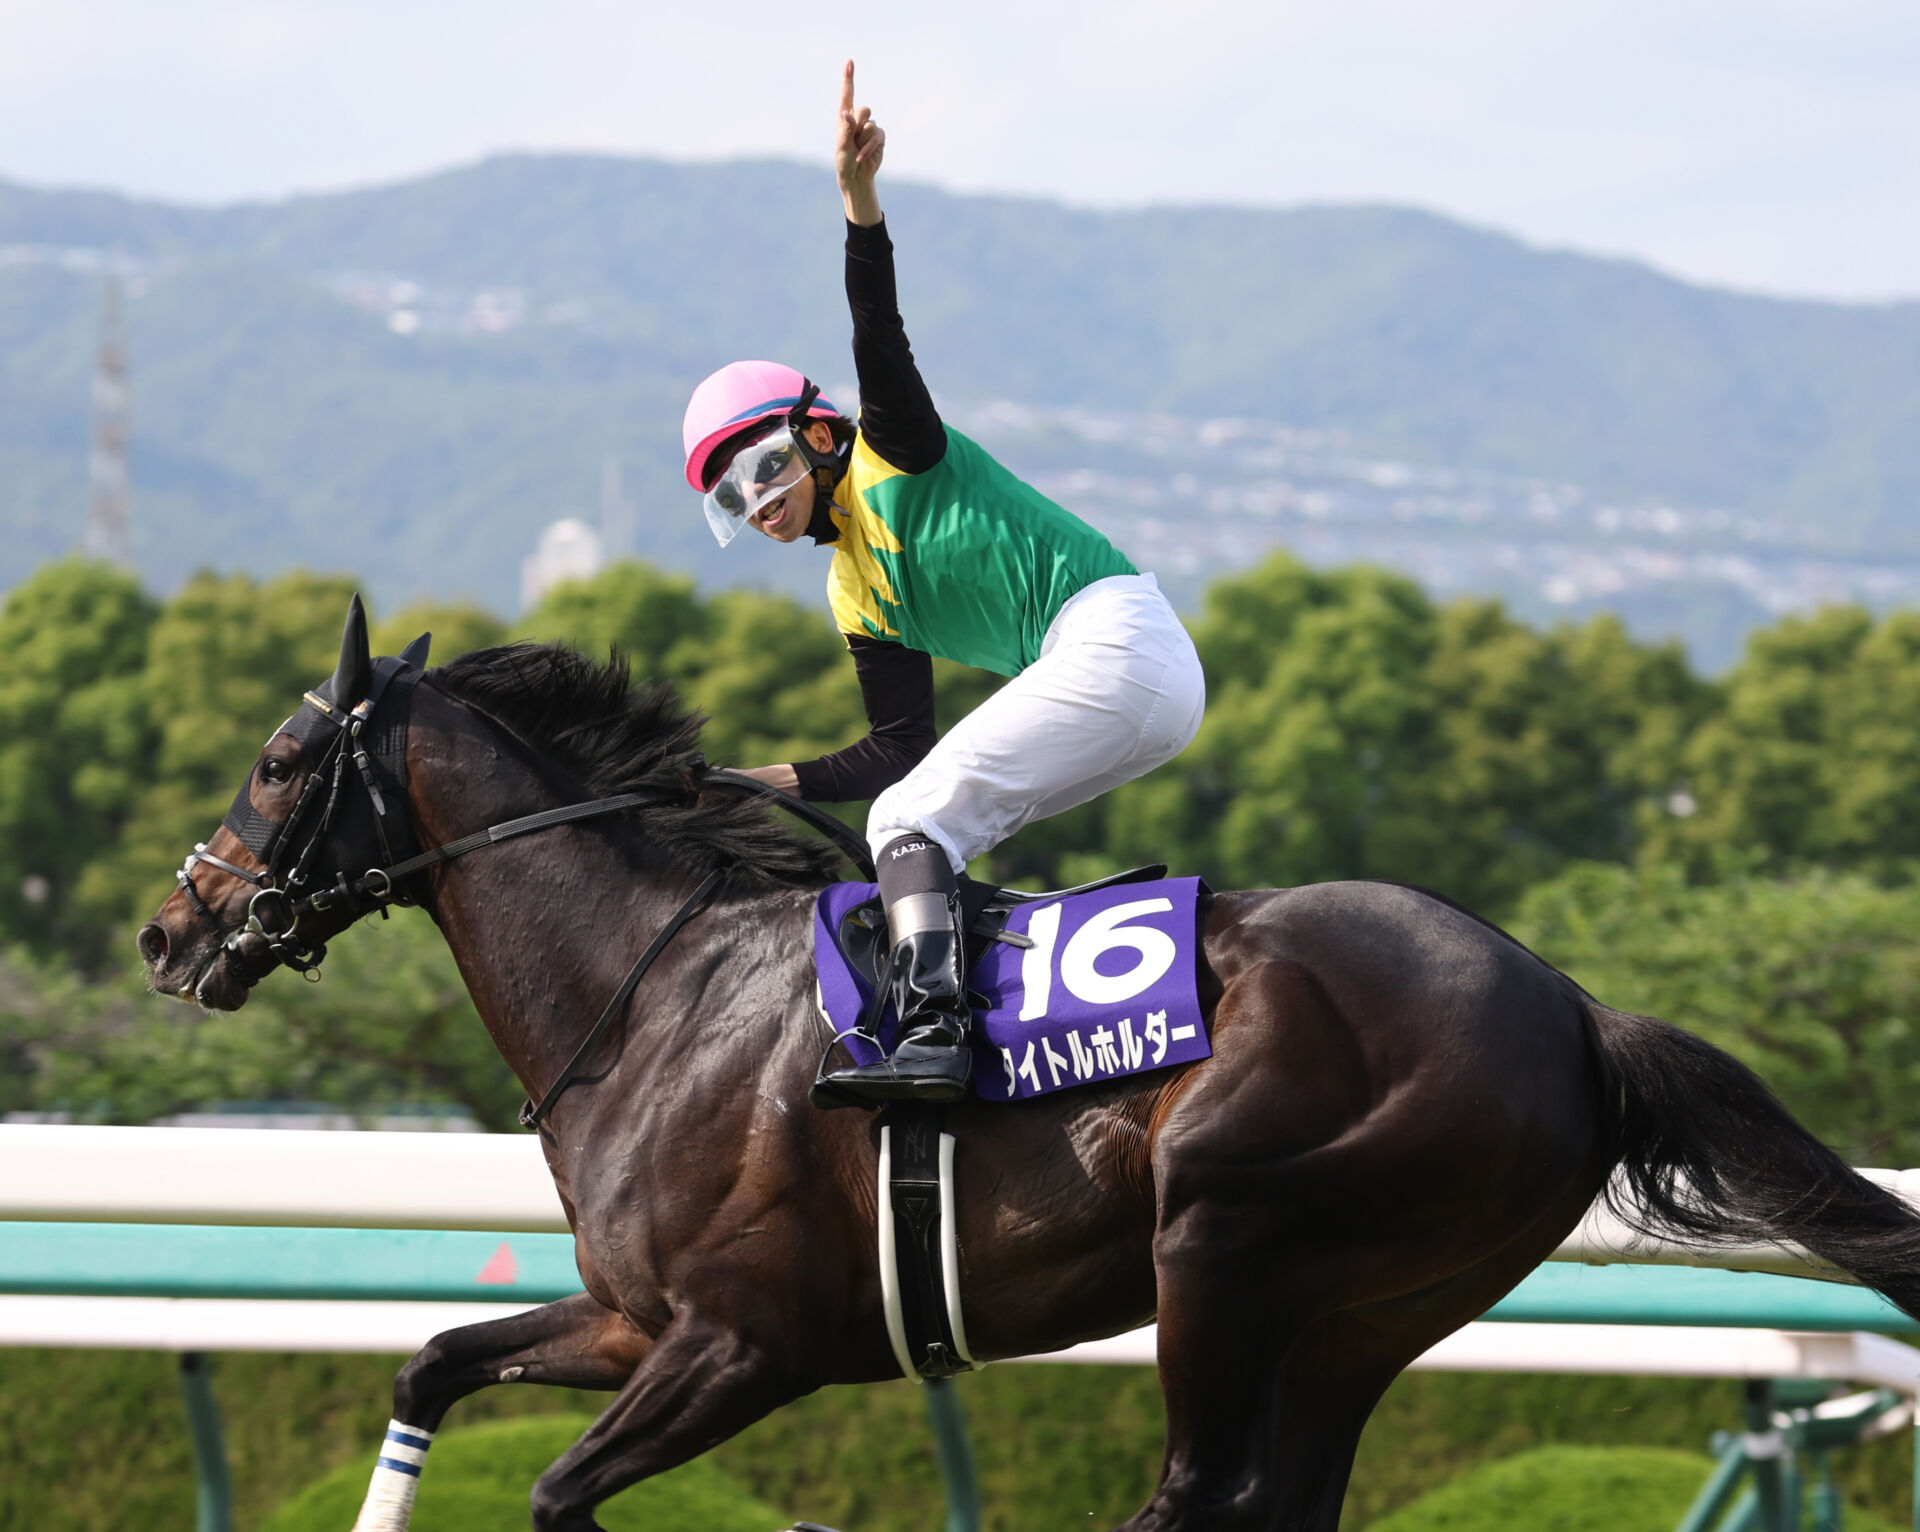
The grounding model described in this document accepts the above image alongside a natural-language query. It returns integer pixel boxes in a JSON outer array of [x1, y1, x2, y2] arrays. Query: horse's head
[[139, 594, 431, 1010]]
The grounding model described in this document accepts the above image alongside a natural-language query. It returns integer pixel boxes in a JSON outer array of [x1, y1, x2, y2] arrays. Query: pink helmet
[[682, 360, 844, 491]]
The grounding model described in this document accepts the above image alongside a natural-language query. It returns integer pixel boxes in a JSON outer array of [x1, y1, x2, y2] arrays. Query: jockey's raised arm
[[836, 58, 885, 228]]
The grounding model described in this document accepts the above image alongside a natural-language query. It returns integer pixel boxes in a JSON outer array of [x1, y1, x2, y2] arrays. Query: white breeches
[[868, 573, 1206, 873]]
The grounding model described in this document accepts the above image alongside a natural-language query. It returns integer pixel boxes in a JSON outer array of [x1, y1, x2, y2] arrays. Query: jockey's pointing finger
[[841, 59, 855, 115]]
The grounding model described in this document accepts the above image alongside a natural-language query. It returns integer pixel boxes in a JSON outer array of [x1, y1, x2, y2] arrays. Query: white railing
[[8, 1124, 1918, 1278], [0, 1124, 566, 1230], [6, 1125, 1920, 1404]]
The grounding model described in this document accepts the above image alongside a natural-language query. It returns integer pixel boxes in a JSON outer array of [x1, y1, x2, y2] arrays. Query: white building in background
[[521, 517, 605, 610]]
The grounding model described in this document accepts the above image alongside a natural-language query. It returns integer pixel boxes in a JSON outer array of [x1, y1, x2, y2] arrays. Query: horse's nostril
[[137, 922, 170, 967]]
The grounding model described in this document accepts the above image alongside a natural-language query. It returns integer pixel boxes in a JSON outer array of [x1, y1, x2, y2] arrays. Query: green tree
[[1511, 858, 1920, 1164], [1, 908, 518, 1129], [1137, 554, 1439, 891], [1672, 606, 1920, 874], [0, 560, 158, 959], [1399, 601, 1704, 901], [678, 589, 867, 766], [372, 601, 507, 665], [513, 561, 711, 681], [1110, 554, 1703, 910]]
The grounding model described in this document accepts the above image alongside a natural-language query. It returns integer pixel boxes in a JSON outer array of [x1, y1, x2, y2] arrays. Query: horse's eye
[[260, 758, 292, 786]]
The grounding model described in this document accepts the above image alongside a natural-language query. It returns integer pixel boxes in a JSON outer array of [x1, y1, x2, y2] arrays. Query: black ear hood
[[329, 593, 373, 710], [218, 597, 428, 869]]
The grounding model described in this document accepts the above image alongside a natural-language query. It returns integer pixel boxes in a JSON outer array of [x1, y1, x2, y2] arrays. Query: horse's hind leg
[[1220, 1150, 1617, 1531], [353, 1292, 647, 1532], [1128, 1233, 1581, 1532], [1121, 1199, 1350, 1532], [1249, 1316, 1445, 1531]]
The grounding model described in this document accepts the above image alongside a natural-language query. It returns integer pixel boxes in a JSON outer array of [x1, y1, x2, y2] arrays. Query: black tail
[[1591, 1003, 1920, 1321]]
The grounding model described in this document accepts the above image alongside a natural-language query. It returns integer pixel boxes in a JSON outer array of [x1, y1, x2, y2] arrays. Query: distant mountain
[[2, 153, 1916, 621]]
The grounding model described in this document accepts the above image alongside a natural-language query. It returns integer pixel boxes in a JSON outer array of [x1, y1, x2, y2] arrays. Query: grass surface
[[1366, 1444, 1903, 1532], [257, 1414, 788, 1532]]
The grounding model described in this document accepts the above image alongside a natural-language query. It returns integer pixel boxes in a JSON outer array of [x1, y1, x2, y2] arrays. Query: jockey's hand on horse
[[736, 764, 800, 794], [837, 59, 884, 228]]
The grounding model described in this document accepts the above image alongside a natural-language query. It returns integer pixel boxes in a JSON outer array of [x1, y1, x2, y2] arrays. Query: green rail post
[[1713, 1486, 1761, 1532], [1781, 1456, 1804, 1532], [923, 1377, 981, 1532], [1744, 1381, 1787, 1532], [1675, 1434, 1750, 1532], [177, 1353, 234, 1532], [1807, 1452, 1842, 1532]]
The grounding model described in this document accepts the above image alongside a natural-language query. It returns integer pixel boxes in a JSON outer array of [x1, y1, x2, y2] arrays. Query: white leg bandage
[[351, 1419, 435, 1532]]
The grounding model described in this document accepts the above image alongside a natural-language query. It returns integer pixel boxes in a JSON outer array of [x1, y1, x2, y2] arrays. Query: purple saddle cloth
[[814, 875, 1212, 1102]]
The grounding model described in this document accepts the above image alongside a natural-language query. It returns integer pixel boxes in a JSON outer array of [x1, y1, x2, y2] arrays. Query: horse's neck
[[400, 685, 717, 1099]]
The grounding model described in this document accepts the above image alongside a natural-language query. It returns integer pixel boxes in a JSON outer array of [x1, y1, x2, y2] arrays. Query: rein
[[518, 867, 724, 1129]]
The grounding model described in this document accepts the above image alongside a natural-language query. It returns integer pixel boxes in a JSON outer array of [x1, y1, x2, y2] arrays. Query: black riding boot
[[823, 835, 973, 1105]]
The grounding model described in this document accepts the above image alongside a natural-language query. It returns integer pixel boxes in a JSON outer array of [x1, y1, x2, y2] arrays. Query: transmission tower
[[85, 275, 132, 567], [600, 454, 635, 558]]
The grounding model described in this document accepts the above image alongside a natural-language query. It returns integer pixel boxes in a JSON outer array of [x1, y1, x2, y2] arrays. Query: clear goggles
[[702, 425, 812, 547]]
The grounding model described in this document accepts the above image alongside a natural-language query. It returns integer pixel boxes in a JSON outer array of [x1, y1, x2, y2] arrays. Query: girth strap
[[879, 1103, 976, 1380]]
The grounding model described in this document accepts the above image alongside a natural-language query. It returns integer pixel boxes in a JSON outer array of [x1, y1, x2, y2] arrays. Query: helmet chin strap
[[787, 379, 850, 501]]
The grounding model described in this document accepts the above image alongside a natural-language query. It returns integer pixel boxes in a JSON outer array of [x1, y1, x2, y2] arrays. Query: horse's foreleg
[[527, 1307, 804, 1532], [351, 1292, 647, 1532]]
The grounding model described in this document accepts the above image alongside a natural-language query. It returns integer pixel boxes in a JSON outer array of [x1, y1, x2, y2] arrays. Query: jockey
[[681, 62, 1206, 1105]]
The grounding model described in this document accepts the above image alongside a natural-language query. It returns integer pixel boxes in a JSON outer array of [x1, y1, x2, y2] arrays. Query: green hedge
[[259, 1415, 787, 1532], [1368, 1445, 1900, 1532]]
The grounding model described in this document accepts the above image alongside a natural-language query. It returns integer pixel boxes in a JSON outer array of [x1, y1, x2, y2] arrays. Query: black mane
[[427, 643, 843, 890]]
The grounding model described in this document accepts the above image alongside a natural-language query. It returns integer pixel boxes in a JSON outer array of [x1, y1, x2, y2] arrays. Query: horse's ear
[[398, 631, 432, 670], [331, 593, 373, 706]]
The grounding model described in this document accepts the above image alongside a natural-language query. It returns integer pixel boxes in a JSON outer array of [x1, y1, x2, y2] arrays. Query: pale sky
[[2, 0, 1916, 302]]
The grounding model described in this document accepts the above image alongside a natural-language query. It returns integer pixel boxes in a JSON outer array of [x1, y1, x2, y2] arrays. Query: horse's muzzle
[[138, 908, 272, 1011]]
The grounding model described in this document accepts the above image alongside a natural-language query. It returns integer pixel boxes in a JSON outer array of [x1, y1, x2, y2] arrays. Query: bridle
[[175, 643, 437, 981], [171, 613, 877, 1128]]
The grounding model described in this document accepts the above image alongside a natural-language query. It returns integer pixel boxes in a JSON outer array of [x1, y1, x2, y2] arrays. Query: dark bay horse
[[138, 605, 1920, 1532]]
